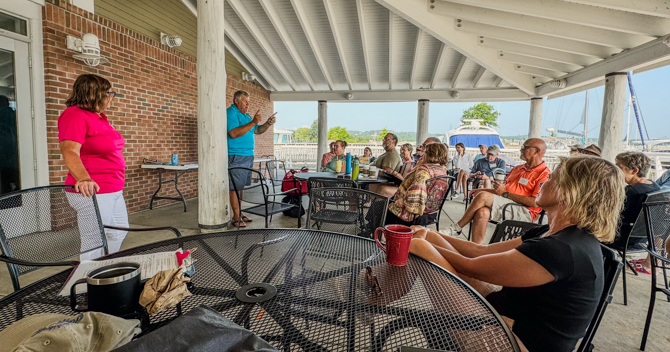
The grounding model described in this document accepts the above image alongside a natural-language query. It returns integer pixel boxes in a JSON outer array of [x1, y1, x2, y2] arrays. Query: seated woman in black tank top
[[409, 156, 626, 352]]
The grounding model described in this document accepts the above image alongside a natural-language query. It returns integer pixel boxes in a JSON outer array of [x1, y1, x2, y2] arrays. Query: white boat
[[446, 119, 505, 148]]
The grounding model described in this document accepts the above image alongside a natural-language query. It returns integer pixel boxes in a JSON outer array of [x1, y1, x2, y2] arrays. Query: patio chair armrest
[[0, 254, 79, 267], [501, 202, 529, 221], [104, 225, 182, 238], [268, 188, 300, 197], [646, 248, 670, 264]]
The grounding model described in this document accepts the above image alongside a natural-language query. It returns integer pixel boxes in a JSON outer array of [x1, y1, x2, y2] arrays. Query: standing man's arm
[[229, 111, 261, 139], [255, 111, 277, 134]]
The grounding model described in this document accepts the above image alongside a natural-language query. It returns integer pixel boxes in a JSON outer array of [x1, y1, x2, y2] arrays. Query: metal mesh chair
[[489, 220, 542, 244], [412, 175, 455, 231], [640, 196, 670, 350], [306, 177, 357, 192], [606, 190, 670, 305], [266, 159, 289, 189], [467, 201, 546, 241], [229, 167, 300, 229], [576, 245, 623, 352], [306, 187, 388, 238], [0, 186, 181, 291]]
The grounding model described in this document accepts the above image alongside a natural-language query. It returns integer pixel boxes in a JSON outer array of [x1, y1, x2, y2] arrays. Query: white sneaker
[[439, 225, 462, 238], [451, 191, 460, 198]]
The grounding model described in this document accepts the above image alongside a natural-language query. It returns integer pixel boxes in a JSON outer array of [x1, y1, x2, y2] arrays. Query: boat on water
[[446, 119, 505, 148]]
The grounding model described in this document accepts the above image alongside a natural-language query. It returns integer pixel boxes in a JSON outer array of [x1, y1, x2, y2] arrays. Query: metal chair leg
[[622, 263, 628, 306], [640, 265, 658, 350]]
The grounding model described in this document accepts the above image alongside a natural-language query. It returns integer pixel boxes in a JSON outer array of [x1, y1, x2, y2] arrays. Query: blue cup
[[171, 154, 178, 165]]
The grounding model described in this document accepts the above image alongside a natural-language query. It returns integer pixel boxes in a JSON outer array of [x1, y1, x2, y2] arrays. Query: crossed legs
[[456, 191, 495, 244]]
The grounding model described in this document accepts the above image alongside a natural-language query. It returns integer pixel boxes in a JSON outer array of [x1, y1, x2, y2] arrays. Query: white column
[[598, 72, 627, 162], [316, 101, 328, 170], [197, 0, 229, 229], [528, 97, 543, 139], [416, 99, 429, 147]]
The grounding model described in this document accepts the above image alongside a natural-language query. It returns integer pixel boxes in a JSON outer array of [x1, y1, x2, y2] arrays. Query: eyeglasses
[[365, 266, 382, 296], [107, 91, 117, 98], [520, 145, 539, 152]]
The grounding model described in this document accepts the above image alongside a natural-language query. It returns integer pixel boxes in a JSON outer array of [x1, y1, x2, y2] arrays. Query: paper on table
[[58, 250, 182, 297]]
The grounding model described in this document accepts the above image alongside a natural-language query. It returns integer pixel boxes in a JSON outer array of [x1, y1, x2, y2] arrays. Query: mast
[[626, 93, 632, 146], [583, 90, 589, 144]]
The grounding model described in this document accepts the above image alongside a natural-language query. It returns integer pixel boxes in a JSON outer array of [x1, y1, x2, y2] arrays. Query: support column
[[197, 0, 229, 229], [316, 101, 328, 170], [598, 72, 627, 162], [528, 97, 543, 139], [416, 99, 429, 147]]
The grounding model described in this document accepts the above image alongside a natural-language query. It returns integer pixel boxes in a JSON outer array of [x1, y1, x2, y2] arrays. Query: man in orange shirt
[[441, 138, 550, 244]]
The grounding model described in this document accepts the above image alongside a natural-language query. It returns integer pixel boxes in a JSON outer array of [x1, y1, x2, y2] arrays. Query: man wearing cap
[[473, 144, 487, 162], [470, 145, 506, 189], [444, 138, 551, 244]]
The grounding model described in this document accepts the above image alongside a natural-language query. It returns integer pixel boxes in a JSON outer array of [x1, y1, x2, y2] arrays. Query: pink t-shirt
[[58, 106, 126, 194]]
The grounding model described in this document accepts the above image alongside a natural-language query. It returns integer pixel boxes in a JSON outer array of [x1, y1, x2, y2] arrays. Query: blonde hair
[[553, 156, 626, 242]]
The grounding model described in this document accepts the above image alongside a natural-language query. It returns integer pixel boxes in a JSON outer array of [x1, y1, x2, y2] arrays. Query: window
[[0, 12, 27, 36]]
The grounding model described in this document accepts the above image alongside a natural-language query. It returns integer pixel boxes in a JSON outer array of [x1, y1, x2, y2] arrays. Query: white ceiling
[[183, 0, 670, 102]]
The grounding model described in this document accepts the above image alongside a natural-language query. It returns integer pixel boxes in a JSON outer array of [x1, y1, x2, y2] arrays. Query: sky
[[274, 65, 670, 140]]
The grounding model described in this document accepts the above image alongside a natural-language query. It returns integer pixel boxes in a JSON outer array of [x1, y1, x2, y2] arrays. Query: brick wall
[[43, 0, 274, 213]]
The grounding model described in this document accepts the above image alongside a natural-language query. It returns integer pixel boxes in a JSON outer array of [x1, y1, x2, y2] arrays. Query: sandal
[[231, 220, 247, 228], [241, 216, 253, 222]]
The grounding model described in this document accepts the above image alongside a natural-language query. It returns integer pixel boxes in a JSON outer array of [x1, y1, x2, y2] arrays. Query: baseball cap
[[486, 145, 500, 155], [0, 312, 141, 352]]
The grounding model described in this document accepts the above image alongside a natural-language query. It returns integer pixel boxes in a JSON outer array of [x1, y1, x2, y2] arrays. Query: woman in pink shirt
[[59, 74, 127, 258]]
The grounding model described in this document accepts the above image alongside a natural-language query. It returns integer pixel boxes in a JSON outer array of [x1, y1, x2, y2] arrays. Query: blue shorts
[[228, 155, 254, 190]]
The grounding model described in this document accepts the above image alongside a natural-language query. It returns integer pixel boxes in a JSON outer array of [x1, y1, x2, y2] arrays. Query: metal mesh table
[[0, 229, 518, 351]]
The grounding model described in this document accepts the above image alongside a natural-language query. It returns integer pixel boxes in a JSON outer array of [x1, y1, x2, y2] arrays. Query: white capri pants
[[68, 190, 129, 260]]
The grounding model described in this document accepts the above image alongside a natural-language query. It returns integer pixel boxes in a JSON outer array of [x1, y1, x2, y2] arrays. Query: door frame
[[0, 1, 48, 188]]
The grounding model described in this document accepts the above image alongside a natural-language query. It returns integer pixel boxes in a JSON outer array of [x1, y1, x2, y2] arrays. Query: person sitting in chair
[[470, 145, 505, 190], [321, 142, 336, 168], [612, 152, 660, 274], [322, 140, 347, 172], [409, 156, 626, 352], [384, 143, 449, 226], [446, 139, 550, 244], [451, 142, 474, 198]]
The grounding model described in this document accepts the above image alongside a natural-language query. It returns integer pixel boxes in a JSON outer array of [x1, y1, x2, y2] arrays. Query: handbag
[[280, 167, 309, 196]]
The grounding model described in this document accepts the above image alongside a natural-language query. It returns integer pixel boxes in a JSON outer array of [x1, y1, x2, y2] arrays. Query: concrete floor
[[1, 197, 670, 351]]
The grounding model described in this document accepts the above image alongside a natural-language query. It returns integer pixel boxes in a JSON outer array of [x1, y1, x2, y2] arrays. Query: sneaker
[[451, 191, 461, 198], [439, 225, 462, 238]]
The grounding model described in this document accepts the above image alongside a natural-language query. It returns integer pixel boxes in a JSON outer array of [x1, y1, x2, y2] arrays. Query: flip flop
[[241, 216, 253, 222], [231, 220, 247, 228]]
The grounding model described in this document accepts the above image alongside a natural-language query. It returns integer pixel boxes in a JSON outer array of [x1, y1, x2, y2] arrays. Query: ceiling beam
[[563, 0, 670, 19], [492, 76, 504, 88], [259, 0, 317, 90], [456, 20, 619, 59], [430, 43, 447, 89], [470, 67, 486, 88], [375, 0, 536, 95], [537, 35, 670, 96], [224, 37, 273, 91], [409, 29, 423, 89], [451, 56, 467, 88], [225, 26, 282, 91], [443, 0, 670, 36], [480, 38, 600, 67], [431, 1, 652, 48], [227, 0, 300, 91], [356, 0, 373, 90], [323, 0, 353, 90], [270, 88, 530, 102], [515, 65, 566, 79], [289, 0, 336, 90], [388, 11, 394, 89], [497, 52, 583, 72]]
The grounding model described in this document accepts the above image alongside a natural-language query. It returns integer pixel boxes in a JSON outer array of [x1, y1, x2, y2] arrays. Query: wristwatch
[[502, 192, 509, 198]]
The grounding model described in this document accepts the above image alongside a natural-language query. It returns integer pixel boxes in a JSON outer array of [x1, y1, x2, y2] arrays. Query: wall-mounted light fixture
[[67, 33, 109, 67], [242, 72, 256, 82], [451, 91, 461, 99], [345, 93, 353, 100], [161, 32, 183, 48]]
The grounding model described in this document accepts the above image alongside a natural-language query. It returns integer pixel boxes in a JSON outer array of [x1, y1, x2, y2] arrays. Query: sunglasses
[[107, 91, 117, 98]]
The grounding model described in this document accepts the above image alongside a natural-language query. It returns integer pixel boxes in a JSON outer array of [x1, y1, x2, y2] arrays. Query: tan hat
[[578, 144, 602, 157], [486, 145, 500, 155], [570, 144, 584, 152], [0, 312, 141, 352]]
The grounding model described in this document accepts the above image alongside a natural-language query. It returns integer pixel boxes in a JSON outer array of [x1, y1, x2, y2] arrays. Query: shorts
[[490, 195, 533, 223], [228, 155, 254, 190]]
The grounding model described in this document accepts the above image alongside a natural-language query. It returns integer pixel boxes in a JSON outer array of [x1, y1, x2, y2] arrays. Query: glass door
[[0, 35, 33, 196]]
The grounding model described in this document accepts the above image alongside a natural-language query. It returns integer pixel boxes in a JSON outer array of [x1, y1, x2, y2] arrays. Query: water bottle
[[345, 153, 352, 175], [352, 157, 360, 180]]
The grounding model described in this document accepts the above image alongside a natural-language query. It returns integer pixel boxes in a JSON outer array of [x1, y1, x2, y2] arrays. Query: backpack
[[280, 167, 309, 196], [281, 195, 305, 218]]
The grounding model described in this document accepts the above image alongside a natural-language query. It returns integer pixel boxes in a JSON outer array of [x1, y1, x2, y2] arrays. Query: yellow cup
[[335, 160, 343, 173]]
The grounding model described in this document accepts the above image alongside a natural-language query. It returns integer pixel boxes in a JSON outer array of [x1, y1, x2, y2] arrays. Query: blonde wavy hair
[[552, 156, 626, 242]]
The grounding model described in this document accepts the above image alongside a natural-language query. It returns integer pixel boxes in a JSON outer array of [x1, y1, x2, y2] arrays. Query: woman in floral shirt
[[385, 143, 449, 226]]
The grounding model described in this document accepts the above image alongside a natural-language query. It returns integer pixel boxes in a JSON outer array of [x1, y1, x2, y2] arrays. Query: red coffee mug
[[374, 225, 415, 266]]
